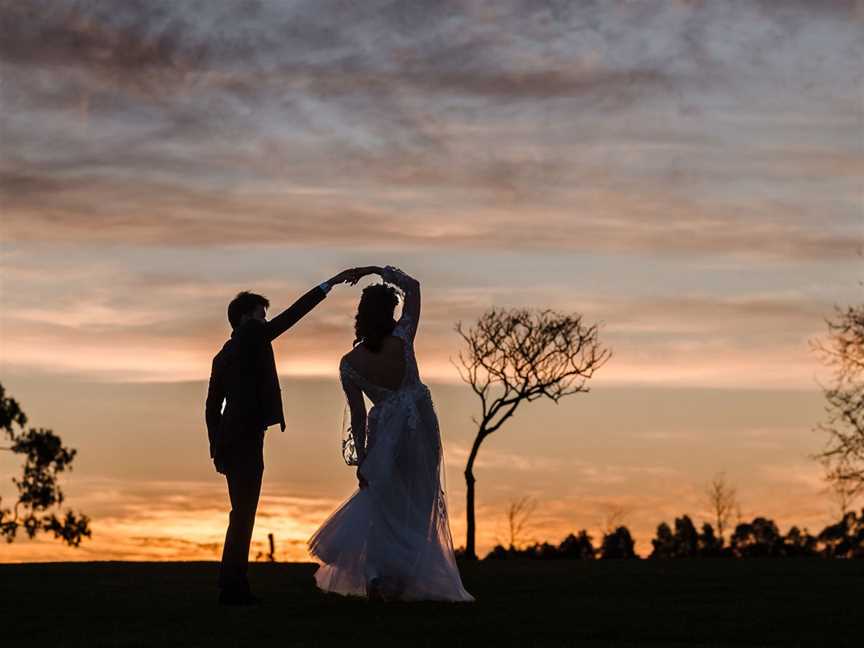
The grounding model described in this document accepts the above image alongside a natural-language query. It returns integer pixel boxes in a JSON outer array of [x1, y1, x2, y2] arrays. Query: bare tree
[[811, 301, 864, 499], [504, 496, 537, 550], [828, 477, 858, 518], [454, 308, 610, 559], [705, 473, 738, 541], [601, 503, 630, 535]]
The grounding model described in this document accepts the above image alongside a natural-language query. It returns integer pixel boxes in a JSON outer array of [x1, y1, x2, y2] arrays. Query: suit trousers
[[218, 427, 265, 591]]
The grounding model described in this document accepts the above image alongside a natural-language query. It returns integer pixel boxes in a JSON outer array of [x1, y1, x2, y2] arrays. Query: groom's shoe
[[218, 588, 262, 606]]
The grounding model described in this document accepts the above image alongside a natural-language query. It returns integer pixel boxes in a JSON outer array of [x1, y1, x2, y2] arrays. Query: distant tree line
[[476, 510, 864, 560]]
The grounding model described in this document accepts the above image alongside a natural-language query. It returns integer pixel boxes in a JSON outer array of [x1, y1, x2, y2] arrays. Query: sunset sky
[[1, 0, 862, 562]]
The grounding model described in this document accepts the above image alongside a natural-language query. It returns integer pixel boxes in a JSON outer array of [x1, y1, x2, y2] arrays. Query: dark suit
[[205, 285, 327, 591]]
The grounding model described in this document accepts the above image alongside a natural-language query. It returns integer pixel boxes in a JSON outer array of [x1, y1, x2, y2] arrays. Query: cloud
[[445, 444, 563, 472], [0, 2, 204, 74], [1, 0, 860, 261], [1, 168, 859, 261], [0, 1, 676, 99], [597, 294, 828, 336], [0, 247, 841, 387]]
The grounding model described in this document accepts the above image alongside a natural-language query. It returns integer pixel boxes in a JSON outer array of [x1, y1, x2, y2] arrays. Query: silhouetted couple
[[206, 266, 473, 605]]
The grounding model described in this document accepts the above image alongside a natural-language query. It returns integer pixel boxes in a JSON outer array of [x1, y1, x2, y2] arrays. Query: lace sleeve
[[381, 265, 420, 342], [339, 358, 367, 466]]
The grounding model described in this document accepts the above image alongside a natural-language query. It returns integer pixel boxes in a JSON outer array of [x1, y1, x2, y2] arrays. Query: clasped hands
[[327, 266, 388, 288]]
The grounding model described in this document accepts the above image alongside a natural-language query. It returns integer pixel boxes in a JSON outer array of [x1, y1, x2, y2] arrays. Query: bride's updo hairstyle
[[354, 283, 399, 352]]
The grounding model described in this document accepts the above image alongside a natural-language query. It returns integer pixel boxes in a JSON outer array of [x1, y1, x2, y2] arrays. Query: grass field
[[1, 559, 861, 647]]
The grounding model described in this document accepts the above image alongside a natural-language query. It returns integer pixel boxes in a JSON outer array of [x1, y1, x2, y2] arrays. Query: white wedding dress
[[308, 269, 474, 603]]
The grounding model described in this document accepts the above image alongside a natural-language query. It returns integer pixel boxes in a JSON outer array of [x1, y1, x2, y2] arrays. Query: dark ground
[[1, 559, 861, 647]]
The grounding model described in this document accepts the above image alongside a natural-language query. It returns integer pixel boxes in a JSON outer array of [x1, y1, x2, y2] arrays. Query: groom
[[205, 269, 359, 605]]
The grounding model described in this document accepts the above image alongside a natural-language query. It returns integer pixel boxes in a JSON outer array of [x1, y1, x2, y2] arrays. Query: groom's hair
[[228, 291, 270, 329]]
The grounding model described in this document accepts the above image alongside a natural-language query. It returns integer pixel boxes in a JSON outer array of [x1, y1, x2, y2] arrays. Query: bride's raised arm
[[346, 265, 421, 341], [381, 265, 421, 343]]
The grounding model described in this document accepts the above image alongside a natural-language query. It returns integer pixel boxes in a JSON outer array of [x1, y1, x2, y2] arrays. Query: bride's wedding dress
[[308, 268, 474, 602]]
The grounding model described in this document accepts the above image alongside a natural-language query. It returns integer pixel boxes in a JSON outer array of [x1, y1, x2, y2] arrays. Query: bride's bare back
[[343, 335, 406, 391]]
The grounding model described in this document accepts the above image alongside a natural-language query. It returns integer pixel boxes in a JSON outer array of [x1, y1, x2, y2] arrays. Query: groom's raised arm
[[263, 285, 329, 342], [262, 269, 359, 341]]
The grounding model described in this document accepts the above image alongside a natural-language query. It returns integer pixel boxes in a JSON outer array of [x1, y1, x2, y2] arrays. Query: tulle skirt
[[308, 388, 474, 602]]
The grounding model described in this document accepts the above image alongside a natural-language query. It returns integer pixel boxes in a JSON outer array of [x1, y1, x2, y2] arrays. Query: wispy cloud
[[0, 249, 841, 386], [1, 1, 860, 259]]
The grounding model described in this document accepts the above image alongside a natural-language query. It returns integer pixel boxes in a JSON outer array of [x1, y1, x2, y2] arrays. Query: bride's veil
[[340, 402, 359, 466]]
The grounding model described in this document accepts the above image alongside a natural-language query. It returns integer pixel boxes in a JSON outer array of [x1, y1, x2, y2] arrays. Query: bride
[[308, 265, 474, 603]]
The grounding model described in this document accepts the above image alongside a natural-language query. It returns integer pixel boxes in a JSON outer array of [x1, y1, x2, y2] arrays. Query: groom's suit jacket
[[205, 286, 326, 474]]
